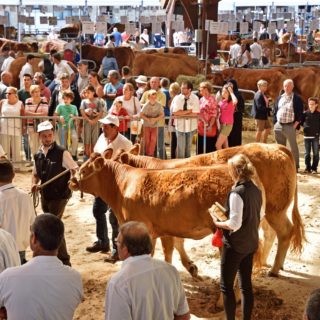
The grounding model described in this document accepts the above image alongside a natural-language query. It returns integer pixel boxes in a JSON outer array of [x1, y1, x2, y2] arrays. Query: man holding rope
[[31, 121, 78, 266]]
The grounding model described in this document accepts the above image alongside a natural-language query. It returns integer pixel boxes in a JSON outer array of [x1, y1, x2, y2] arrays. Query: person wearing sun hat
[[86, 114, 132, 264], [135, 75, 148, 100], [31, 120, 78, 266]]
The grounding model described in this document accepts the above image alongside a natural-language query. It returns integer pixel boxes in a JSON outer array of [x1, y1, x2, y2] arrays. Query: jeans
[[93, 197, 119, 252], [157, 127, 166, 159], [304, 138, 319, 171], [197, 135, 217, 154], [274, 122, 300, 169], [48, 80, 57, 93], [176, 131, 194, 158], [41, 198, 70, 266], [23, 134, 31, 161], [220, 245, 254, 320]]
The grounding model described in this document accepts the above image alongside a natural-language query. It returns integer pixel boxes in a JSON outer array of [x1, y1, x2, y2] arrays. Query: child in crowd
[[215, 84, 238, 150], [80, 85, 105, 160], [140, 90, 164, 156], [301, 97, 320, 174], [109, 98, 129, 136], [54, 91, 79, 160]]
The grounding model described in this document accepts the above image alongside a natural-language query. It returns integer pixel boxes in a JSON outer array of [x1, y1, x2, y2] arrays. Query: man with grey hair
[[273, 79, 304, 171], [0, 71, 12, 99], [105, 221, 190, 320], [103, 70, 123, 110], [304, 289, 320, 320]]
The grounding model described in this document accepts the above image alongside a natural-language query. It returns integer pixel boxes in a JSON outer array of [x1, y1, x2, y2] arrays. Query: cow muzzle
[[69, 177, 80, 191]]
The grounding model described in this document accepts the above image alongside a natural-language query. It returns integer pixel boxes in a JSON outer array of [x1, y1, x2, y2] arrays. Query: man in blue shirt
[[112, 28, 122, 47]]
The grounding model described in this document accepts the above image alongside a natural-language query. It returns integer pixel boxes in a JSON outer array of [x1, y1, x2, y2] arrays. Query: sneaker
[[303, 169, 311, 174], [311, 170, 318, 174], [86, 242, 110, 253]]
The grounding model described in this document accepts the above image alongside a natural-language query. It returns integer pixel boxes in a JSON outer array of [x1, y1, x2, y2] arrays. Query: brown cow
[[40, 39, 67, 53], [60, 24, 80, 38], [132, 52, 203, 81], [81, 44, 135, 71], [120, 143, 305, 276], [0, 38, 38, 53]]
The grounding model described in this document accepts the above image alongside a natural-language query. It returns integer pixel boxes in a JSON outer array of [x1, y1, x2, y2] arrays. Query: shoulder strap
[[133, 97, 137, 114]]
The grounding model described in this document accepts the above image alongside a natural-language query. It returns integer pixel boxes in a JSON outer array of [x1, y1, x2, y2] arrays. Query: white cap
[[135, 75, 148, 84], [37, 120, 53, 133], [99, 114, 119, 127]]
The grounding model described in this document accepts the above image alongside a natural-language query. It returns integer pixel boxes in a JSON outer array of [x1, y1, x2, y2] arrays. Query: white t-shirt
[[94, 132, 132, 154], [54, 60, 74, 82], [140, 33, 149, 45], [0, 100, 23, 136], [229, 43, 241, 60], [250, 42, 262, 60], [1, 56, 14, 72], [171, 93, 200, 132], [0, 229, 20, 273], [19, 62, 34, 89], [0, 256, 83, 320], [0, 183, 35, 251], [120, 96, 141, 116], [105, 255, 189, 320]]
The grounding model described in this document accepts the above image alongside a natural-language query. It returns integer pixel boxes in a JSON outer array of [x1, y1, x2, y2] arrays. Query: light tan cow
[[120, 143, 305, 276]]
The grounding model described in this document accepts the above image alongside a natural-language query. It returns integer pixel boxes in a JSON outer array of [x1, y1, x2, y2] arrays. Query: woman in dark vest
[[213, 154, 263, 320]]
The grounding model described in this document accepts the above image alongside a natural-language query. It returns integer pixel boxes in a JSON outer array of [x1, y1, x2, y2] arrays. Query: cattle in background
[[0, 25, 17, 39], [60, 23, 80, 38], [81, 44, 135, 71], [119, 143, 305, 276], [0, 38, 38, 53]]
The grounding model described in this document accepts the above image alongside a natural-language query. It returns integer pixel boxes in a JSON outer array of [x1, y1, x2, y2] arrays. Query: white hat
[[99, 114, 119, 127], [37, 120, 53, 133], [135, 75, 148, 84]]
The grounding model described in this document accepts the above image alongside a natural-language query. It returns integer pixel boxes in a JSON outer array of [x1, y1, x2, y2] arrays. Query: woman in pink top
[[24, 85, 49, 156], [198, 81, 218, 154], [216, 84, 238, 150]]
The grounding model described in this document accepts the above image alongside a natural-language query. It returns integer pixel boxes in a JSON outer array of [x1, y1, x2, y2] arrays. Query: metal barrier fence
[[0, 115, 213, 166]]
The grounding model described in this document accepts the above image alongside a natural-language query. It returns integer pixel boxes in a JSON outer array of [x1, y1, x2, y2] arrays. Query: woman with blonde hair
[[212, 154, 263, 320], [24, 85, 49, 156], [169, 82, 181, 159]]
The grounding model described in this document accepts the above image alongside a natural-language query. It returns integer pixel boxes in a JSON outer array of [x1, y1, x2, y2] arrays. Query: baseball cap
[[99, 114, 119, 127], [37, 120, 53, 133], [135, 75, 148, 84]]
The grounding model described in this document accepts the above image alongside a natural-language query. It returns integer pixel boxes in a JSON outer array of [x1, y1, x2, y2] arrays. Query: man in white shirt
[[31, 121, 78, 266], [228, 38, 241, 66], [250, 38, 262, 66], [0, 159, 35, 264], [0, 51, 15, 73], [105, 221, 190, 320], [0, 214, 83, 320], [171, 80, 200, 158], [86, 115, 132, 263], [140, 28, 150, 46], [19, 54, 35, 89], [0, 228, 20, 273]]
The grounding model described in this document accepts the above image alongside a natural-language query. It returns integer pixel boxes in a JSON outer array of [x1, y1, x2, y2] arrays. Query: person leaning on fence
[[105, 221, 190, 320], [80, 85, 105, 160], [54, 90, 79, 161], [24, 85, 49, 158], [31, 121, 78, 266], [0, 87, 24, 168], [0, 214, 84, 320], [171, 80, 200, 159], [0, 159, 35, 264], [197, 81, 218, 154], [252, 80, 271, 143], [215, 84, 238, 150], [212, 154, 263, 320], [140, 90, 165, 157]]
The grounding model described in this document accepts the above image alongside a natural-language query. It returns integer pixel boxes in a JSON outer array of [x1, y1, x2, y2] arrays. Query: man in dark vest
[[31, 121, 78, 266]]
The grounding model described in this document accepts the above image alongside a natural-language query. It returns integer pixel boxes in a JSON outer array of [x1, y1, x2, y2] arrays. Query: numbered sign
[[96, 22, 107, 34], [209, 21, 219, 35], [49, 17, 57, 26], [82, 21, 95, 34], [240, 22, 249, 35], [40, 17, 48, 24], [26, 17, 34, 25]]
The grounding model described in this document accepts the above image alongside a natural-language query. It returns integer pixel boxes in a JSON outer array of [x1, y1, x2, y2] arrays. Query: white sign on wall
[[120, 16, 128, 24], [0, 16, 8, 25], [310, 19, 319, 31], [49, 17, 57, 26], [18, 15, 26, 23], [240, 22, 249, 34], [97, 15, 108, 22], [82, 21, 95, 34], [277, 20, 284, 30], [286, 20, 295, 32], [96, 22, 107, 34], [268, 22, 276, 34], [209, 21, 219, 35], [283, 12, 292, 20], [253, 21, 260, 32], [40, 16, 48, 24], [152, 22, 162, 34], [219, 22, 229, 35], [26, 17, 34, 25], [228, 21, 237, 32]]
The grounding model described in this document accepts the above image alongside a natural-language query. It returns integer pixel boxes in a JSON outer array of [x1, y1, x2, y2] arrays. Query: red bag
[[211, 229, 223, 248]]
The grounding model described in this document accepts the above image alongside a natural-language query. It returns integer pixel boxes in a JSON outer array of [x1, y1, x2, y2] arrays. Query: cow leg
[[267, 213, 293, 276], [260, 218, 276, 266], [160, 236, 174, 263], [173, 238, 199, 278]]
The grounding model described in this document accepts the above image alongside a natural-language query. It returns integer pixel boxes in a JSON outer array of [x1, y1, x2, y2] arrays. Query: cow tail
[[290, 181, 306, 254]]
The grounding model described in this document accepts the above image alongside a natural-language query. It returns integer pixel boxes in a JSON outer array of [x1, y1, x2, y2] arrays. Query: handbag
[[130, 97, 143, 135]]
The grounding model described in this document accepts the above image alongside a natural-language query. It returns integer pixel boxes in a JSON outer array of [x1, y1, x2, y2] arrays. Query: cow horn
[[93, 157, 105, 172]]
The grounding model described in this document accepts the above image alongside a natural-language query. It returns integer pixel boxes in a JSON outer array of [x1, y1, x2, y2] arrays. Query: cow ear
[[120, 153, 129, 164], [90, 152, 101, 162], [129, 143, 140, 155], [93, 157, 105, 172], [102, 148, 113, 160]]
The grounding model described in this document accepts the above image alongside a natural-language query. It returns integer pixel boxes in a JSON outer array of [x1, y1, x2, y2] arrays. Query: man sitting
[[0, 214, 83, 319]]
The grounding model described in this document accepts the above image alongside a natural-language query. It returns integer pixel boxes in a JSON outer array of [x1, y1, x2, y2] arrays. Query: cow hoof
[[267, 271, 279, 277], [188, 263, 199, 278]]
